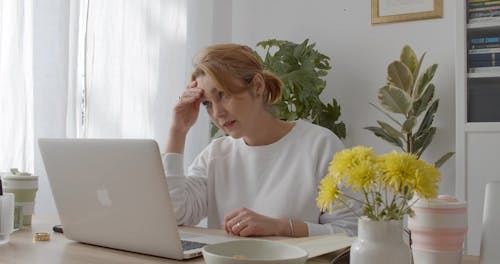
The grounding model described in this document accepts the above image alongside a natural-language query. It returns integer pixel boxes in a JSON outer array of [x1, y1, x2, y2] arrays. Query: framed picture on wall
[[371, 0, 443, 24]]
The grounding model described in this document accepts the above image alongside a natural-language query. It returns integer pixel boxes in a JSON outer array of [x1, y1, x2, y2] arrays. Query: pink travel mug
[[408, 195, 467, 264]]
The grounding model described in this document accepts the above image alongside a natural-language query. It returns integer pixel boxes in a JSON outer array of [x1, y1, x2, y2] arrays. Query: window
[[68, 0, 187, 147], [0, 0, 34, 172]]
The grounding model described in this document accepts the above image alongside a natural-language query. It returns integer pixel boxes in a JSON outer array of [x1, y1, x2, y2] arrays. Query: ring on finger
[[236, 221, 241, 228]]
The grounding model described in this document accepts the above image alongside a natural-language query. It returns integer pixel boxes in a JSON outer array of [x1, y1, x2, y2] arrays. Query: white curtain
[[0, 0, 34, 172], [67, 0, 188, 149]]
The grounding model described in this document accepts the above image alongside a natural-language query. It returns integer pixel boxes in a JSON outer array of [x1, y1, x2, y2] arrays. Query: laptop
[[39, 138, 233, 260]]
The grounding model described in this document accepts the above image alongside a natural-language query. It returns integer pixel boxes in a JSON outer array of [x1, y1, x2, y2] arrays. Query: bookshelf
[[456, 0, 500, 256]]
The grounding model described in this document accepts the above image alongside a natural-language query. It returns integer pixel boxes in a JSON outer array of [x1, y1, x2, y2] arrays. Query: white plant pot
[[350, 217, 411, 264]]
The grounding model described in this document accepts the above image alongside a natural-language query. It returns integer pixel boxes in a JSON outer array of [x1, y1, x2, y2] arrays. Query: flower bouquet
[[317, 146, 441, 264], [317, 146, 440, 220]]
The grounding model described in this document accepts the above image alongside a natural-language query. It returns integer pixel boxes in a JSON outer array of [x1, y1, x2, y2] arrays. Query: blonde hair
[[191, 43, 282, 104]]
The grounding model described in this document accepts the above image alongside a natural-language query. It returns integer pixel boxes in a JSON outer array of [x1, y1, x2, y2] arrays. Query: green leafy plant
[[256, 39, 345, 139], [209, 39, 346, 139], [365, 45, 453, 168]]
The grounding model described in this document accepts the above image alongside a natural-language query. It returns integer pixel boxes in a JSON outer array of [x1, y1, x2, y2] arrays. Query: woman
[[164, 43, 360, 237]]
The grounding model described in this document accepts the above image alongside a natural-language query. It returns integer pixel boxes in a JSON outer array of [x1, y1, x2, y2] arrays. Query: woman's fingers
[[171, 83, 204, 133], [223, 208, 284, 237], [178, 88, 203, 105], [223, 209, 242, 234], [186, 80, 198, 90]]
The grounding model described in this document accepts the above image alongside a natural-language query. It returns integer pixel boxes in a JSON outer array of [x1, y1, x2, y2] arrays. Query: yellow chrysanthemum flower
[[378, 151, 418, 194], [413, 159, 441, 199], [316, 175, 342, 213], [344, 161, 377, 191], [328, 146, 377, 188]]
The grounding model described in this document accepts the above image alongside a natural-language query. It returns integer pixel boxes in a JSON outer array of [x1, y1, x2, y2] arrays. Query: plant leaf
[[378, 85, 412, 114], [210, 122, 225, 138], [412, 53, 426, 88], [369, 102, 403, 127], [412, 83, 435, 116], [387, 61, 413, 93], [293, 39, 309, 58], [402, 116, 417, 134], [415, 64, 438, 99], [365, 126, 404, 149], [434, 152, 455, 168], [400, 45, 418, 78], [415, 99, 439, 138], [377, 120, 404, 139], [317, 99, 346, 139], [416, 127, 437, 157]]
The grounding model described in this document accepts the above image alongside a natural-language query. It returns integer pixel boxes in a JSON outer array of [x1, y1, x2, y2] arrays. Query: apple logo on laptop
[[97, 187, 113, 207]]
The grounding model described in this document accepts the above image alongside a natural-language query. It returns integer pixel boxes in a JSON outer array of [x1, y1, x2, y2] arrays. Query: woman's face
[[197, 74, 264, 140]]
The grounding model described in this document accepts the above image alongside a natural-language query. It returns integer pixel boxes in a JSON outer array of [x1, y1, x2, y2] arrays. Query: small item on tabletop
[[33, 232, 50, 242], [2, 168, 39, 227], [52, 224, 63, 233], [0, 178, 15, 245]]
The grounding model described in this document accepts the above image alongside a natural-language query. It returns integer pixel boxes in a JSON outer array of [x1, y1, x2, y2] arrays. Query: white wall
[[232, 0, 457, 195]]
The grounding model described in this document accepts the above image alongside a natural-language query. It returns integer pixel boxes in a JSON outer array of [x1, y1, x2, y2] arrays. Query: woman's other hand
[[223, 208, 291, 237], [171, 81, 204, 134]]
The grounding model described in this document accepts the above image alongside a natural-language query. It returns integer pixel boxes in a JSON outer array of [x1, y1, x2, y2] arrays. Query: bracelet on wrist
[[288, 218, 294, 237]]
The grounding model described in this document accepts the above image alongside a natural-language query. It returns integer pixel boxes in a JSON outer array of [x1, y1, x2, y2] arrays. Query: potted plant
[[316, 45, 454, 264], [364, 45, 458, 264], [211, 39, 346, 139], [365, 45, 453, 167], [317, 146, 440, 264], [256, 39, 345, 139]]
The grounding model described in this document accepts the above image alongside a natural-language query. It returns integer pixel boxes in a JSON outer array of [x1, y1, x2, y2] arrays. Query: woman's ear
[[252, 73, 265, 97]]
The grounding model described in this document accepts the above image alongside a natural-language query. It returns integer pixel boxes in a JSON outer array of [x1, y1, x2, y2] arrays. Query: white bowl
[[202, 239, 308, 264]]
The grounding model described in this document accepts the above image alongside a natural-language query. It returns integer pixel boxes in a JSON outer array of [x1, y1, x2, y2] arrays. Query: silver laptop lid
[[38, 138, 187, 259]]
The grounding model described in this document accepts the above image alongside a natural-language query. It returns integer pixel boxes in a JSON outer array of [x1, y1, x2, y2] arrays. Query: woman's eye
[[218, 91, 225, 99]]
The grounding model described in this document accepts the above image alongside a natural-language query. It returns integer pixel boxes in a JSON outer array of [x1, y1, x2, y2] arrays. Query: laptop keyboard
[[181, 240, 206, 251]]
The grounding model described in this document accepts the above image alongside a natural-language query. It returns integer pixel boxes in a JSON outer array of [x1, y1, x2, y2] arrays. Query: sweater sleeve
[[306, 186, 362, 236], [305, 130, 362, 237], [162, 152, 208, 226]]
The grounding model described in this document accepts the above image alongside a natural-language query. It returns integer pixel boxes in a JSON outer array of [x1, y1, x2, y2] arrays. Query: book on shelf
[[469, 60, 500, 68], [470, 36, 500, 45], [468, 0, 495, 3], [470, 37, 500, 49], [468, 52, 499, 60], [469, 1, 500, 8], [468, 15, 500, 23], [468, 66, 500, 73], [471, 43, 500, 49], [469, 9, 500, 19], [468, 52, 500, 68], [469, 47, 500, 54], [469, 5, 500, 11]]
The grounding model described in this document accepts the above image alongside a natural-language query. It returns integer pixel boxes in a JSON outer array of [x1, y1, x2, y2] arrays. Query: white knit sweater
[[163, 120, 360, 236]]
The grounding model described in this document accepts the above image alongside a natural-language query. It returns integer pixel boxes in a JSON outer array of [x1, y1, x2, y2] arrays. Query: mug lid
[[1, 173, 38, 180], [412, 195, 467, 209]]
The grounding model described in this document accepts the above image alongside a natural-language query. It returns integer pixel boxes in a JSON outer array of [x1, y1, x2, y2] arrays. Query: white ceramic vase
[[350, 217, 411, 264]]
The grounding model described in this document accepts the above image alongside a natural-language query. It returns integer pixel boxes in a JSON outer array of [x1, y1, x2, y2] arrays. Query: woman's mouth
[[223, 120, 236, 129]]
